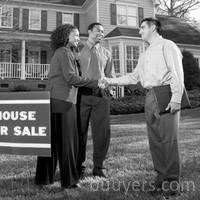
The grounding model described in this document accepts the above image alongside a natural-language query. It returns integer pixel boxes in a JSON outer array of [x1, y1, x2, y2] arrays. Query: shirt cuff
[[170, 92, 182, 104]]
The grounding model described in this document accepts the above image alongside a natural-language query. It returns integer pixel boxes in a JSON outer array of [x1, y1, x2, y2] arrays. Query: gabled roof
[[105, 27, 140, 38], [24, 0, 87, 6], [157, 14, 200, 45]]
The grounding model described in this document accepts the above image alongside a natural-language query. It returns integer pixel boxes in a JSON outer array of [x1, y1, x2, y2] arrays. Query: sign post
[[0, 91, 51, 156]]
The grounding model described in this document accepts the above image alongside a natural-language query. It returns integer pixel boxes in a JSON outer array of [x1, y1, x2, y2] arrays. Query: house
[[0, 0, 199, 97], [0, 0, 158, 93]]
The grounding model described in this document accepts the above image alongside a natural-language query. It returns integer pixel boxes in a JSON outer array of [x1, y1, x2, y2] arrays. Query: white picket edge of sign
[[0, 142, 50, 148], [0, 100, 50, 104]]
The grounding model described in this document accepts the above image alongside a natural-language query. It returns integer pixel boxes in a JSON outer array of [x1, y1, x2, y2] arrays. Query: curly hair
[[50, 24, 78, 52]]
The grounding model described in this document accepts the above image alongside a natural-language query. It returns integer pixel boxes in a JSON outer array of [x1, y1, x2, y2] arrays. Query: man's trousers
[[77, 94, 111, 169], [145, 89, 181, 181]]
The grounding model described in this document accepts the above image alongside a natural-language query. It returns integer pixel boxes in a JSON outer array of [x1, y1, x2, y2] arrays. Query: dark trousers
[[35, 100, 79, 188], [77, 94, 111, 169], [145, 90, 181, 181]]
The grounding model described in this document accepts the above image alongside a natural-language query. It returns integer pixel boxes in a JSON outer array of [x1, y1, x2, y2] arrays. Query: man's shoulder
[[162, 38, 177, 48], [162, 37, 182, 56]]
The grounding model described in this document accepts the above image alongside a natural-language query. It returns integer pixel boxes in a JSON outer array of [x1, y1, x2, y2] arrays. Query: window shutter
[[22, 9, 29, 31], [74, 13, 79, 29], [110, 4, 117, 25], [25, 49, 28, 63], [41, 10, 47, 31], [40, 50, 47, 64], [138, 7, 144, 26], [13, 8, 20, 29], [56, 12, 62, 27]]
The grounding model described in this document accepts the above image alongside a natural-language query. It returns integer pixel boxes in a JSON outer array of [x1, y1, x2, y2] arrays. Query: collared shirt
[[78, 40, 115, 80], [109, 36, 184, 103]]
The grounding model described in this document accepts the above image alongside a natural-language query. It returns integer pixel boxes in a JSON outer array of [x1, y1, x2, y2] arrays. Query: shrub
[[187, 89, 200, 108], [124, 83, 146, 96], [182, 50, 200, 90], [110, 95, 145, 115]]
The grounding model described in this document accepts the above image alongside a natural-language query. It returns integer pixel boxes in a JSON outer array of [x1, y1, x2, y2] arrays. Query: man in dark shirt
[[77, 22, 115, 178]]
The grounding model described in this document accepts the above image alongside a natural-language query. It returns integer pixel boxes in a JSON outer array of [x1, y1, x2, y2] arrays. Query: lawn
[[0, 108, 200, 200]]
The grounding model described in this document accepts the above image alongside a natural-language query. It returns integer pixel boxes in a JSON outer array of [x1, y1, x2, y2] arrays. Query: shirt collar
[[149, 35, 162, 46], [86, 40, 100, 50]]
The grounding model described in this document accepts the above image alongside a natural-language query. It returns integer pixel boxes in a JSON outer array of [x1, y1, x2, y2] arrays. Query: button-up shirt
[[78, 40, 115, 80], [109, 36, 184, 103]]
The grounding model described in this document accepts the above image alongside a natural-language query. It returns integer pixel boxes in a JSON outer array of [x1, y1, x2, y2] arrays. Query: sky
[[189, 8, 200, 21]]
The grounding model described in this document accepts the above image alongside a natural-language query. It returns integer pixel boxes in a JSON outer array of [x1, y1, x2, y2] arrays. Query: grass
[[0, 108, 200, 200]]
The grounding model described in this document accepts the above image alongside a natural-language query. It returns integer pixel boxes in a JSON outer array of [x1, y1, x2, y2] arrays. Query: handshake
[[98, 77, 111, 89]]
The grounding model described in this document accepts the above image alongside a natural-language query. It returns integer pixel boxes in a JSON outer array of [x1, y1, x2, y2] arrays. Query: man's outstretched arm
[[102, 66, 140, 86]]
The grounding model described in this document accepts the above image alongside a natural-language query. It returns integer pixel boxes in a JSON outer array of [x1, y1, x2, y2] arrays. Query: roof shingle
[[105, 27, 140, 38], [157, 15, 200, 45], [24, 0, 86, 6]]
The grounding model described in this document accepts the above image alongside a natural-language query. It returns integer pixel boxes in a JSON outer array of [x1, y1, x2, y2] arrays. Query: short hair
[[87, 22, 103, 31], [50, 24, 78, 52], [141, 18, 162, 34]]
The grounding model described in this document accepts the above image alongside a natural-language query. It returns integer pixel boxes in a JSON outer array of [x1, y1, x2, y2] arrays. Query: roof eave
[[105, 36, 142, 40]]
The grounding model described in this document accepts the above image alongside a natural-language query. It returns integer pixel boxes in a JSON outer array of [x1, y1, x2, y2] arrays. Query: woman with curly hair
[[35, 24, 99, 189]]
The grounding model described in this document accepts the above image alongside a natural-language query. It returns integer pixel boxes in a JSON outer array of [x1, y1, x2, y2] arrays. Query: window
[[62, 13, 73, 25], [126, 45, 139, 73], [117, 4, 137, 27], [0, 6, 13, 28], [112, 46, 120, 74], [0, 48, 11, 62], [28, 50, 40, 63], [29, 9, 41, 30]]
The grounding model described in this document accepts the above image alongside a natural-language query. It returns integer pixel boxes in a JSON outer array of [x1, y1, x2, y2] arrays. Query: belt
[[79, 87, 102, 97]]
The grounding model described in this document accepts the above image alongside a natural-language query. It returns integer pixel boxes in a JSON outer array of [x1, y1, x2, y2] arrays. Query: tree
[[158, 0, 200, 18]]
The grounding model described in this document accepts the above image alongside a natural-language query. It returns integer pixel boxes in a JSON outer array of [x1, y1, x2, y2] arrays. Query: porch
[[0, 62, 50, 80]]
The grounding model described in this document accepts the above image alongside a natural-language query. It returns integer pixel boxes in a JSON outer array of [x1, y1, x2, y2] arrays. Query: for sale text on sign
[[0, 92, 51, 156]]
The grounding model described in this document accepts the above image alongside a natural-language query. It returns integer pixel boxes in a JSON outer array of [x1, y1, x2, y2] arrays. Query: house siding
[[139, 0, 154, 18], [85, 1, 97, 30]]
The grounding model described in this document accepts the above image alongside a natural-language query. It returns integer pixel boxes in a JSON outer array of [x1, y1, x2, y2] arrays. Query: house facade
[[0, 0, 199, 96], [0, 0, 95, 80]]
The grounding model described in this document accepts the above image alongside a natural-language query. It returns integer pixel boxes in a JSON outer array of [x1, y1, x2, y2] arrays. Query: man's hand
[[165, 102, 181, 114]]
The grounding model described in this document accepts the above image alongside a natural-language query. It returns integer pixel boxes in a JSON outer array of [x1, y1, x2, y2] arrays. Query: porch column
[[119, 41, 124, 97], [21, 40, 26, 80]]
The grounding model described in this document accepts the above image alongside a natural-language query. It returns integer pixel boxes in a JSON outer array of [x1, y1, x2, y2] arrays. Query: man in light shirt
[[103, 18, 184, 198]]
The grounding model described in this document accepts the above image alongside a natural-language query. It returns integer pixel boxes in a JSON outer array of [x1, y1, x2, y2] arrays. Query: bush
[[124, 83, 146, 96], [187, 89, 200, 108], [110, 95, 145, 115], [182, 50, 200, 90]]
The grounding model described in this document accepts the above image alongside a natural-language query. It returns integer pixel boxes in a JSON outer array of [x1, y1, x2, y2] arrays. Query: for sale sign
[[0, 91, 51, 156]]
